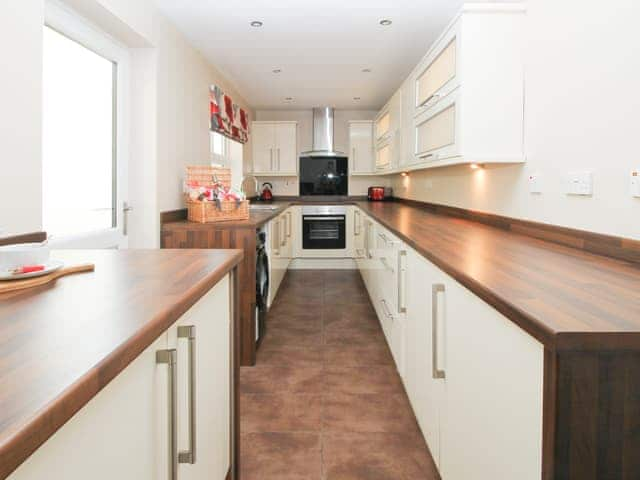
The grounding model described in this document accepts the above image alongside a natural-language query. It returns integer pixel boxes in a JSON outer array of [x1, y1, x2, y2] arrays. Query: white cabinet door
[[403, 249, 444, 468], [167, 277, 231, 480], [9, 334, 168, 480], [414, 88, 460, 164], [440, 278, 544, 480], [252, 122, 276, 174], [416, 39, 457, 110], [349, 121, 374, 174], [275, 123, 297, 174]]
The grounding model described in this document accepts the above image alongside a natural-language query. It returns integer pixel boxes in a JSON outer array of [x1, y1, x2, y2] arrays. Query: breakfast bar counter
[[0, 249, 243, 479]]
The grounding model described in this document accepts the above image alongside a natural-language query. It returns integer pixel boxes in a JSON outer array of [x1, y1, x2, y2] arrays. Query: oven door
[[302, 215, 346, 249]]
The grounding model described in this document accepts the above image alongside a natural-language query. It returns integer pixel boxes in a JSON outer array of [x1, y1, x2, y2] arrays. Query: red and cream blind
[[209, 85, 249, 144]]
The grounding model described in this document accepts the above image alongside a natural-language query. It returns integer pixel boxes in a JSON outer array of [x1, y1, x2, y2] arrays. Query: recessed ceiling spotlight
[[353, 97, 361, 101], [250, 20, 263, 27], [361, 68, 372, 73], [379, 19, 393, 26], [272, 69, 282, 74]]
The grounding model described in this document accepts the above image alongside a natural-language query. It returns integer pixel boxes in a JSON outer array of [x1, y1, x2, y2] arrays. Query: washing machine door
[[256, 245, 270, 310]]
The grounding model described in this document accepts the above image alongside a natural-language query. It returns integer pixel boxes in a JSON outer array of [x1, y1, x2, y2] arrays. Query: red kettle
[[260, 182, 273, 202]]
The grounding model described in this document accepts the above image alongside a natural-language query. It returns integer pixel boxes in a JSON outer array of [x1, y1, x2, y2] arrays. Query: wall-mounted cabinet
[[375, 4, 526, 173], [252, 121, 298, 176], [375, 90, 402, 173], [348, 121, 375, 175]]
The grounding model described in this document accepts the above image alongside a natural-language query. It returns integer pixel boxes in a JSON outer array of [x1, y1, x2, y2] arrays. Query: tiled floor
[[240, 269, 440, 480]]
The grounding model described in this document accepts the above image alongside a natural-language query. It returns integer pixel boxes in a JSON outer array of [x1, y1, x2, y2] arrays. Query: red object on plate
[[12, 265, 46, 275]]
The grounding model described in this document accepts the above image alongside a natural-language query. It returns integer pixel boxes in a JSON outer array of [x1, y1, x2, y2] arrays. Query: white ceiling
[[155, 0, 470, 110]]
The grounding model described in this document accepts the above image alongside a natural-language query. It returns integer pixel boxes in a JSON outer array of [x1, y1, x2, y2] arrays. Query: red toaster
[[368, 186, 386, 201]]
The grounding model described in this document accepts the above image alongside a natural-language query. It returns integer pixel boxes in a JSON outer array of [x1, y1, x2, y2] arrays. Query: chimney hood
[[301, 107, 345, 157]]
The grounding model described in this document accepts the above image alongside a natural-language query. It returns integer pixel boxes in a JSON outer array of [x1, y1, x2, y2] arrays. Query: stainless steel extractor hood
[[301, 107, 345, 157]]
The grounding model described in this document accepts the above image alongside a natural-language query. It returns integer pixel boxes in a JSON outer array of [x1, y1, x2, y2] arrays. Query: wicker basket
[[186, 166, 231, 189], [187, 199, 250, 223]]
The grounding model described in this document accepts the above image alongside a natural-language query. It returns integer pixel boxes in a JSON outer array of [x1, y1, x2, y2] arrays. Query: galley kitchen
[[1, 1, 640, 480]]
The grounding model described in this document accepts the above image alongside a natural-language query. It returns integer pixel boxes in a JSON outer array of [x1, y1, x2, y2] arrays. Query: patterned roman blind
[[209, 85, 249, 144]]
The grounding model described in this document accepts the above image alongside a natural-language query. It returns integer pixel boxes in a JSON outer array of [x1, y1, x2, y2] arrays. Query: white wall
[[0, 0, 253, 246], [391, 0, 640, 239], [254, 109, 390, 196], [0, 0, 44, 235]]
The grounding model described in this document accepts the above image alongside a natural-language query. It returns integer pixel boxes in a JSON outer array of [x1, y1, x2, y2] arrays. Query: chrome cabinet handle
[[418, 93, 441, 108], [270, 148, 273, 171], [351, 147, 356, 172], [178, 326, 197, 464], [277, 148, 281, 171], [354, 210, 360, 236], [398, 251, 407, 314], [123, 202, 133, 236], [432, 284, 446, 379], [418, 152, 439, 161], [381, 299, 393, 322], [286, 212, 292, 237], [379, 257, 394, 273], [273, 220, 280, 255], [157, 349, 178, 480]]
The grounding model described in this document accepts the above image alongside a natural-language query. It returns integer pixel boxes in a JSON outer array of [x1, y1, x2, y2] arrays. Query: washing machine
[[255, 227, 269, 347]]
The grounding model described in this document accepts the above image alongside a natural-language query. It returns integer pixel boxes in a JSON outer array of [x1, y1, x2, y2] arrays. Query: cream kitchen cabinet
[[440, 275, 543, 480], [404, 249, 444, 468], [251, 121, 298, 175], [166, 277, 231, 480], [410, 4, 526, 168], [375, 90, 402, 172], [268, 210, 292, 306], [348, 121, 374, 175], [8, 277, 233, 480], [356, 210, 544, 479]]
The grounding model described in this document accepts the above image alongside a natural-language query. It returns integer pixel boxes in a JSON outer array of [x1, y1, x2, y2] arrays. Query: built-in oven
[[302, 205, 347, 250]]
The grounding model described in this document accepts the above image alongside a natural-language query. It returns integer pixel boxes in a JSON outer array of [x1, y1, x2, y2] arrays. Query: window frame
[[43, 0, 130, 248]]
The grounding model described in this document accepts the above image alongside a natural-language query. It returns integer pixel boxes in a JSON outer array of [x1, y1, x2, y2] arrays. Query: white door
[[43, 2, 130, 249], [167, 278, 232, 480], [349, 122, 374, 174], [440, 277, 544, 480], [404, 249, 445, 468], [275, 123, 298, 174], [8, 334, 168, 480], [252, 123, 276, 174]]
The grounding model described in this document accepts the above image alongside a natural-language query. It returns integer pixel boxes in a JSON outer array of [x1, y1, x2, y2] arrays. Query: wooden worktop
[[355, 201, 640, 351], [0, 249, 243, 479], [162, 198, 640, 350]]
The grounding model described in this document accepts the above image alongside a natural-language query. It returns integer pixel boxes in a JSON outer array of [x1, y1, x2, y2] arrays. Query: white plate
[[0, 260, 64, 281]]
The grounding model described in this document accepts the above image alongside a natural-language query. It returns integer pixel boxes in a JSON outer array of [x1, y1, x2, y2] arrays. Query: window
[[43, 25, 115, 236], [210, 132, 243, 191], [42, 2, 129, 248]]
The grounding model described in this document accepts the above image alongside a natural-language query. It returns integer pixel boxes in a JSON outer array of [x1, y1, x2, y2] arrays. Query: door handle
[[398, 251, 407, 314], [156, 349, 178, 480], [432, 284, 446, 379], [123, 202, 133, 236], [178, 326, 197, 464]]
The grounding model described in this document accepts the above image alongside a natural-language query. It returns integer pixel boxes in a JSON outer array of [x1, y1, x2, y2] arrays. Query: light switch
[[528, 173, 542, 194], [631, 169, 640, 198], [566, 171, 593, 196]]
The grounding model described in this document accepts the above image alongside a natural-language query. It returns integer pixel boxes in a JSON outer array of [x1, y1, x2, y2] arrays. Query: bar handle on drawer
[[354, 210, 361, 236], [432, 284, 446, 379], [178, 325, 197, 464], [398, 251, 407, 314], [157, 349, 178, 480]]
